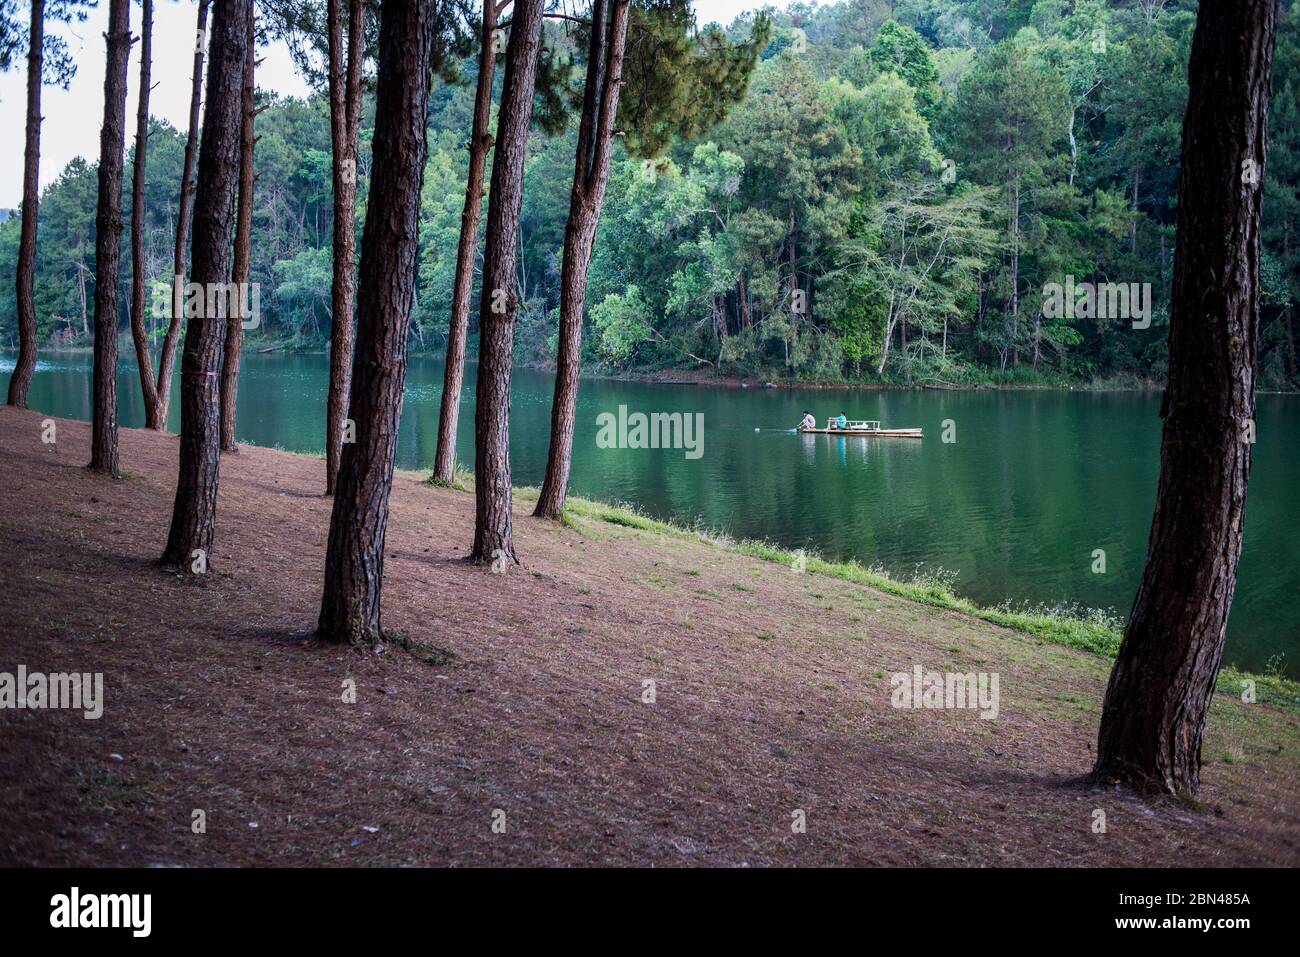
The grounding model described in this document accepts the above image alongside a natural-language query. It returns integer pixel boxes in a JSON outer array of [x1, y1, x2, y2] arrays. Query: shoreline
[[9, 344, 1300, 394], [3, 389, 1291, 695], [1, 359, 1296, 685]]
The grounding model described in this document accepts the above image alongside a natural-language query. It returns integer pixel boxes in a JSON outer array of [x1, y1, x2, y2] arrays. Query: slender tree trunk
[[786, 207, 797, 369], [1130, 127, 1143, 254], [155, 0, 210, 430], [89, 0, 133, 475], [221, 0, 256, 452], [161, 0, 250, 569], [534, 0, 629, 519], [8, 0, 44, 409], [1092, 0, 1277, 799], [77, 256, 88, 336], [431, 0, 498, 486], [318, 0, 435, 645], [324, 0, 365, 494], [1283, 221, 1296, 379], [1067, 107, 1077, 187], [1009, 168, 1020, 367], [471, 0, 544, 563], [130, 0, 162, 427]]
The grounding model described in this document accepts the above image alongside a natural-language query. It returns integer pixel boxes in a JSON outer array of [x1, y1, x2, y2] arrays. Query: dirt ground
[[0, 405, 1296, 866]]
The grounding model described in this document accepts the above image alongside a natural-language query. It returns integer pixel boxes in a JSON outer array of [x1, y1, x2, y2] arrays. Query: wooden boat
[[798, 418, 923, 438]]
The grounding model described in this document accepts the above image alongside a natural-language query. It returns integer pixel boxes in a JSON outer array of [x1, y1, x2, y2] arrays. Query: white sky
[[0, 0, 780, 208]]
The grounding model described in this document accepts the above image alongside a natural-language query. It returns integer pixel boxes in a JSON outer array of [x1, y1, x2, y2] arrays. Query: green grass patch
[[425, 463, 474, 493]]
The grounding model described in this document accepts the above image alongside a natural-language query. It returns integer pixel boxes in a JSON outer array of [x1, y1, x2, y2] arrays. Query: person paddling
[[798, 410, 816, 431]]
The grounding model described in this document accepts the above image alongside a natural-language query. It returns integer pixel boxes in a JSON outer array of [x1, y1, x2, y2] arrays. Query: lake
[[5, 350, 1297, 677]]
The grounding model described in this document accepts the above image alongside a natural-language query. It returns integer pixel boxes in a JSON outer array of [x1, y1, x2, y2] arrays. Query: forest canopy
[[2, 0, 1297, 390]]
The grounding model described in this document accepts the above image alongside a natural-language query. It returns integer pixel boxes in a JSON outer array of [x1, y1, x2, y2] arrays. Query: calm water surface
[[5, 350, 1297, 676]]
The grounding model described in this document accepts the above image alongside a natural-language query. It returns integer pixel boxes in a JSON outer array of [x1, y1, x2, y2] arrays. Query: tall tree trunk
[[130, 0, 161, 427], [534, 0, 630, 519], [472, 0, 544, 563], [89, 0, 133, 475], [8, 0, 44, 409], [318, 0, 435, 645], [1092, 0, 1277, 798], [155, 0, 210, 430], [161, 0, 250, 569], [323, 0, 365, 494], [221, 0, 256, 452], [431, 0, 498, 486]]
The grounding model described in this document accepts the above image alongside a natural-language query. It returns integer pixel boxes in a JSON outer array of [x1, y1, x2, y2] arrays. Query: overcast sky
[[0, 0, 777, 208]]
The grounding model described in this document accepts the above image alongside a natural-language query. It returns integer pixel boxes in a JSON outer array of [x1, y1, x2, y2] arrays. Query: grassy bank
[[499, 484, 1300, 711]]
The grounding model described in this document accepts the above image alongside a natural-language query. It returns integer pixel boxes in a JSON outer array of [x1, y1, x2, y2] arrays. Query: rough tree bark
[[161, 0, 250, 569], [471, 0, 544, 563], [323, 0, 366, 494], [534, 0, 630, 519], [129, 0, 161, 426], [431, 0, 497, 487], [155, 0, 210, 430], [221, 2, 256, 453], [89, 0, 133, 475], [317, 0, 435, 645], [1092, 0, 1277, 799], [7, 0, 44, 409]]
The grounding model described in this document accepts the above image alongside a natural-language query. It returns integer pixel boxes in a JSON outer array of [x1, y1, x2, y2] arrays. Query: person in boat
[[798, 410, 816, 431], [834, 412, 848, 430]]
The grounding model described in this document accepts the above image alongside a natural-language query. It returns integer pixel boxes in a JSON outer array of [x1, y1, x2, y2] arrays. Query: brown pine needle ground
[[0, 406, 1296, 866]]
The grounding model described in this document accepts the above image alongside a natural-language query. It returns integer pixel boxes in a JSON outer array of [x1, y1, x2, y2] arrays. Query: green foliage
[[867, 20, 941, 112], [0, 0, 95, 85], [272, 246, 333, 345], [1264, 3, 1300, 389], [3, 0, 1297, 393], [0, 0, 21, 73], [619, 2, 771, 157], [591, 285, 653, 366]]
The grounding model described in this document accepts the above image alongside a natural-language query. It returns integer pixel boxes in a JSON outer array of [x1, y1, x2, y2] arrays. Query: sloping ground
[[0, 405, 1296, 867]]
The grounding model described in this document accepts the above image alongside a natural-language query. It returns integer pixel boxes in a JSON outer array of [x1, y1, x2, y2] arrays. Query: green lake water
[[5, 350, 1297, 676]]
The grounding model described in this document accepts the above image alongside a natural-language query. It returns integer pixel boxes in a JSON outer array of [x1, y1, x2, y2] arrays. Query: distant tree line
[[2, 0, 1296, 390]]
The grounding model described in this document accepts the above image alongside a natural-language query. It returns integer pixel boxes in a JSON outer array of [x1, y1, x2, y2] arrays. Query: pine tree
[[1092, 0, 1278, 798], [88, 0, 132, 474], [471, 0, 545, 564], [318, 0, 437, 644], [161, 0, 251, 569]]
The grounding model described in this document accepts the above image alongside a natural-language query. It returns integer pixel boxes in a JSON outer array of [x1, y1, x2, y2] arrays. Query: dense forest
[[2, 0, 1298, 389]]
